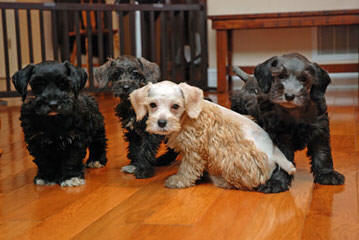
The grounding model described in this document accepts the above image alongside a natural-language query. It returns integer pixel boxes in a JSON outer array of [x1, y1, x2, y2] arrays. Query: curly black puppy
[[230, 53, 344, 193], [12, 61, 107, 187], [95, 55, 178, 179]]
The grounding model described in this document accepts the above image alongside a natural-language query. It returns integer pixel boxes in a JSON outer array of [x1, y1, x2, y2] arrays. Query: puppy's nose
[[157, 119, 167, 128], [285, 94, 295, 101], [48, 100, 58, 108], [123, 85, 130, 90]]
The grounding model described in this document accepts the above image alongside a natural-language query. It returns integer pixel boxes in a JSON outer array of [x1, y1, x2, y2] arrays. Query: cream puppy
[[130, 81, 295, 190]]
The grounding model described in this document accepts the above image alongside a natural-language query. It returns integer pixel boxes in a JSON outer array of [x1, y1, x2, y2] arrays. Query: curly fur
[[230, 53, 345, 193], [95, 56, 177, 178], [130, 81, 295, 190], [12, 61, 107, 186]]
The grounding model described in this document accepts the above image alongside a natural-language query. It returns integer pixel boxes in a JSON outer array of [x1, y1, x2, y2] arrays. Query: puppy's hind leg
[[256, 146, 294, 193], [272, 146, 296, 175], [210, 176, 234, 189]]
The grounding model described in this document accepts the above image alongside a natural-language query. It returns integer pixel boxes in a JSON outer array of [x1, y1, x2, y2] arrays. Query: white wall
[[207, 0, 359, 68]]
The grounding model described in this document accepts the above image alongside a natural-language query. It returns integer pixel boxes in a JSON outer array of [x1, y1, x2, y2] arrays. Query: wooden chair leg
[[70, 41, 77, 64]]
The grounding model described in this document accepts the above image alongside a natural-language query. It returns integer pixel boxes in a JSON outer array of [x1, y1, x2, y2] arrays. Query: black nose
[[285, 94, 295, 101], [123, 85, 130, 90], [48, 100, 58, 108], [158, 119, 167, 128]]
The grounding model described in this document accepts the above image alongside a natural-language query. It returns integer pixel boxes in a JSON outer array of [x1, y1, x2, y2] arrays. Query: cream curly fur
[[130, 81, 295, 190]]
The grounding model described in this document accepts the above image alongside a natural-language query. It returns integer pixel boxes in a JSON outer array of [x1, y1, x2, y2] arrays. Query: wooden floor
[[0, 89, 358, 240]]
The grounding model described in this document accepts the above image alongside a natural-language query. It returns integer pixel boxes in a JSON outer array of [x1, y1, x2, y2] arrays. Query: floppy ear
[[310, 63, 331, 100], [137, 57, 160, 83], [129, 82, 152, 121], [179, 82, 203, 119], [12, 63, 35, 101], [94, 58, 114, 88], [64, 61, 87, 98], [254, 56, 278, 93]]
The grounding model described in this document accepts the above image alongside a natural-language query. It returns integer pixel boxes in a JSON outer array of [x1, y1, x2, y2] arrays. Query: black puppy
[[95, 55, 177, 179], [230, 53, 344, 193], [12, 61, 107, 187]]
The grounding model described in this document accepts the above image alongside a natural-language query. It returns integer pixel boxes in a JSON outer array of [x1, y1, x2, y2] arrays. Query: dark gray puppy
[[230, 53, 344, 193], [95, 55, 178, 179], [12, 61, 107, 187]]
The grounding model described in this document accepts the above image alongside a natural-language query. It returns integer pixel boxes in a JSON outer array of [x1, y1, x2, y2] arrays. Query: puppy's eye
[[57, 82, 70, 90], [133, 71, 144, 80], [172, 104, 180, 110], [30, 82, 45, 93], [278, 73, 286, 79], [299, 76, 307, 83], [149, 103, 157, 108], [111, 70, 123, 80]]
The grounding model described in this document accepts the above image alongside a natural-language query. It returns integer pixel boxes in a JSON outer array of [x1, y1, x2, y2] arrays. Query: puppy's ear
[[129, 82, 152, 121], [254, 56, 278, 93], [137, 57, 161, 83], [179, 82, 203, 119], [12, 63, 35, 101], [310, 63, 331, 100], [64, 61, 87, 98], [95, 58, 113, 88]]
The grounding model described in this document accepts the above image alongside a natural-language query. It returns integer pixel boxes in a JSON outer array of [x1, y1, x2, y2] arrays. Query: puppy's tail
[[232, 66, 253, 83], [272, 146, 296, 175]]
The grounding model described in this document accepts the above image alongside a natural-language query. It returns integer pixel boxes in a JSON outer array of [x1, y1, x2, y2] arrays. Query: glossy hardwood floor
[[0, 89, 358, 240]]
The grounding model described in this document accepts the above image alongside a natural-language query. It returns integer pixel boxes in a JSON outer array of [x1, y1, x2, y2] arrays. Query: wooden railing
[[0, 2, 208, 98]]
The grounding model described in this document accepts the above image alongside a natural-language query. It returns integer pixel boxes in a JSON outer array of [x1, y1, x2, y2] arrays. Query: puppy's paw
[[256, 179, 289, 193], [34, 177, 56, 186], [121, 165, 137, 174], [134, 167, 154, 179], [165, 175, 194, 189], [87, 161, 105, 168], [288, 166, 296, 175], [87, 153, 107, 168], [60, 177, 86, 187], [314, 170, 345, 185]]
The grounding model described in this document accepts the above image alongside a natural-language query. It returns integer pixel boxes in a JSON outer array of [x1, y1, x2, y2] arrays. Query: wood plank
[[0, 220, 41, 240], [144, 184, 223, 225], [21, 186, 140, 239], [302, 172, 359, 240], [212, 15, 359, 30], [208, 10, 359, 21]]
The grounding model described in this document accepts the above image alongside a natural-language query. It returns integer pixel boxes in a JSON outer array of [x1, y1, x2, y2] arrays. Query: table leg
[[227, 30, 233, 90], [216, 30, 228, 92]]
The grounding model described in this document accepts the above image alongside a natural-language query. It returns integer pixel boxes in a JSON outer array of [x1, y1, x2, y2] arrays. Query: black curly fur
[[231, 53, 344, 193], [13, 61, 107, 185]]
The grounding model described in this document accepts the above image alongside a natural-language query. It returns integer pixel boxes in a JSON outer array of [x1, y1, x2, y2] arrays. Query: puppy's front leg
[[307, 133, 345, 185], [165, 152, 205, 188], [125, 131, 162, 178], [60, 144, 87, 187]]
